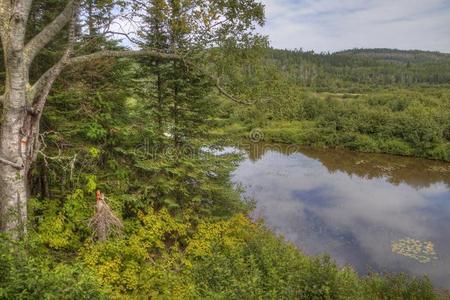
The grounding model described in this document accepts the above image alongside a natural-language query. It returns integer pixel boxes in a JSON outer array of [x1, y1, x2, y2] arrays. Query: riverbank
[[0, 213, 445, 299], [211, 119, 450, 162], [214, 84, 450, 163]]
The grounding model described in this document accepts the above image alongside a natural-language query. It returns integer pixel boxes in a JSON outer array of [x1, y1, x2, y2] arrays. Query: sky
[[259, 0, 450, 53]]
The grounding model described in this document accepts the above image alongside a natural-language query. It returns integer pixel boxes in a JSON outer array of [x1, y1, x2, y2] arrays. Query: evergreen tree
[[137, 0, 216, 150]]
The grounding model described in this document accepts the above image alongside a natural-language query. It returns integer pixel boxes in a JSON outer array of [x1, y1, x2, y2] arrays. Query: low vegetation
[[0, 210, 439, 299]]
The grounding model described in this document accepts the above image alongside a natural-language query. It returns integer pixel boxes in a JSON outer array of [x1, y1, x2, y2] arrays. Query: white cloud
[[259, 0, 450, 53]]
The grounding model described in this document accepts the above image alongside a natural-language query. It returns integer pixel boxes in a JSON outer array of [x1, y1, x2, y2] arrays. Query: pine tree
[[137, 0, 215, 150], [137, 0, 172, 147]]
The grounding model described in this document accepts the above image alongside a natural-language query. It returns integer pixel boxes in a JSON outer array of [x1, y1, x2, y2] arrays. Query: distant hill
[[263, 48, 450, 87], [334, 48, 450, 65]]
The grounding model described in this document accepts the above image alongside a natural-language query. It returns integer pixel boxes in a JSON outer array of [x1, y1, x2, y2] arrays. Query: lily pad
[[392, 237, 438, 263]]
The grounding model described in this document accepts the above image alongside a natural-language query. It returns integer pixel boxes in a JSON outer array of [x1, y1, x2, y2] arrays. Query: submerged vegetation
[[0, 0, 449, 298]]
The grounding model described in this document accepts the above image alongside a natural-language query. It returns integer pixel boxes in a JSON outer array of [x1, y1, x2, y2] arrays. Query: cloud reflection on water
[[232, 145, 450, 288]]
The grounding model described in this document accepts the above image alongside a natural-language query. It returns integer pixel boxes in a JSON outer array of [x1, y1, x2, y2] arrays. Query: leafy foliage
[[0, 236, 108, 299]]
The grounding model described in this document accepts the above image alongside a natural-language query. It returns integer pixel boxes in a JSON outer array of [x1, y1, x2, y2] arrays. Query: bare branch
[[0, 156, 24, 169], [89, 191, 123, 242], [214, 78, 252, 105], [24, 0, 78, 66], [0, 94, 4, 104], [104, 30, 143, 46], [69, 50, 251, 105], [178, 56, 252, 105], [67, 49, 181, 65], [28, 46, 71, 108], [30, 46, 249, 106], [27, 57, 65, 108], [28, 48, 179, 107]]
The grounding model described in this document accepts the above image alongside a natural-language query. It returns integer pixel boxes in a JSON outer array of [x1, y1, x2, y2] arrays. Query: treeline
[[264, 48, 450, 88]]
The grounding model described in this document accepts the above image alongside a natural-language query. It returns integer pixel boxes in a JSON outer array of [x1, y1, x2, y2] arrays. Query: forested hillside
[[265, 48, 450, 87], [0, 0, 448, 298], [336, 48, 450, 64]]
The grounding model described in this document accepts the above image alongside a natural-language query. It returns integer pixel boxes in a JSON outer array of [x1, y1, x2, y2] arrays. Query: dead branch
[[89, 190, 123, 242], [214, 77, 253, 105], [67, 49, 181, 65], [0, 156, 24, 169]]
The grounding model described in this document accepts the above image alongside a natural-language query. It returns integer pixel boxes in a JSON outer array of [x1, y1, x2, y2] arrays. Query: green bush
[[363, 273, 437, 300], [380, 139, 414, 156], [0, 236, 108, 300]]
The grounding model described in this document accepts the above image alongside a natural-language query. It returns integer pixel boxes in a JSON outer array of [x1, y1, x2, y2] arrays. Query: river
[[231, 143, 450, 288]]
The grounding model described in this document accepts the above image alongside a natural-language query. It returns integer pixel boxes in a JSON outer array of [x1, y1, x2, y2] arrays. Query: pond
[[231, 143, 450, 289]]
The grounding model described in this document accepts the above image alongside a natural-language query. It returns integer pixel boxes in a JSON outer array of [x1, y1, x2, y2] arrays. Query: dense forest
[[270, 48, 450, 86], [0, 0, 449, 299]]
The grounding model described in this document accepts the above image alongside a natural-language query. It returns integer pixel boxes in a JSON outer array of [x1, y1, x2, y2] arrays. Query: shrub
[[0, 236, 108, 300], [363, 273, 437, 300]]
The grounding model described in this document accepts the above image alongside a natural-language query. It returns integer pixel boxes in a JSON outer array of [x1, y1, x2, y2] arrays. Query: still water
[[231, 143, 450, 288]]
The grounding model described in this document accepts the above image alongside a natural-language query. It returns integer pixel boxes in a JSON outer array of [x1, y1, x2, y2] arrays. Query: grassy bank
[[218, 87, 450, 162]]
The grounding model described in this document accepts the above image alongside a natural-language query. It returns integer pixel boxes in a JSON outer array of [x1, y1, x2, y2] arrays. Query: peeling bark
[[0, 0, 32, 236]]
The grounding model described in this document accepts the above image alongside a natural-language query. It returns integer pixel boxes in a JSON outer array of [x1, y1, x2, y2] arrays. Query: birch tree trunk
[[0, 0, 77, 235], [0, 0, 31, 236]]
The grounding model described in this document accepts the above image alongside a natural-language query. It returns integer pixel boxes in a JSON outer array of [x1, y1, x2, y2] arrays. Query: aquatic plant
[[392, 237, 438, 263]]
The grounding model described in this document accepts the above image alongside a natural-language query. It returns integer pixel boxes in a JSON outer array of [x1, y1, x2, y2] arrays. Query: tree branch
[[179, 57, 252, 105], [28, 49, 179, 107], [29, 9, 78, 112], [30, 48, 249, 107], [0, 156, 24, 169], [68, 50, 251, 105], [24, 0, 78, 67], [104, 30, 143, 46], [29, 51, 70, 110], [214, 78, 252, 105], [67, 49, 181, 66]]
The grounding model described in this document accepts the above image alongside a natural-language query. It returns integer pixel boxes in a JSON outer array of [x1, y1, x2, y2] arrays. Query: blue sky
[[259, 0, 450, 53]]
